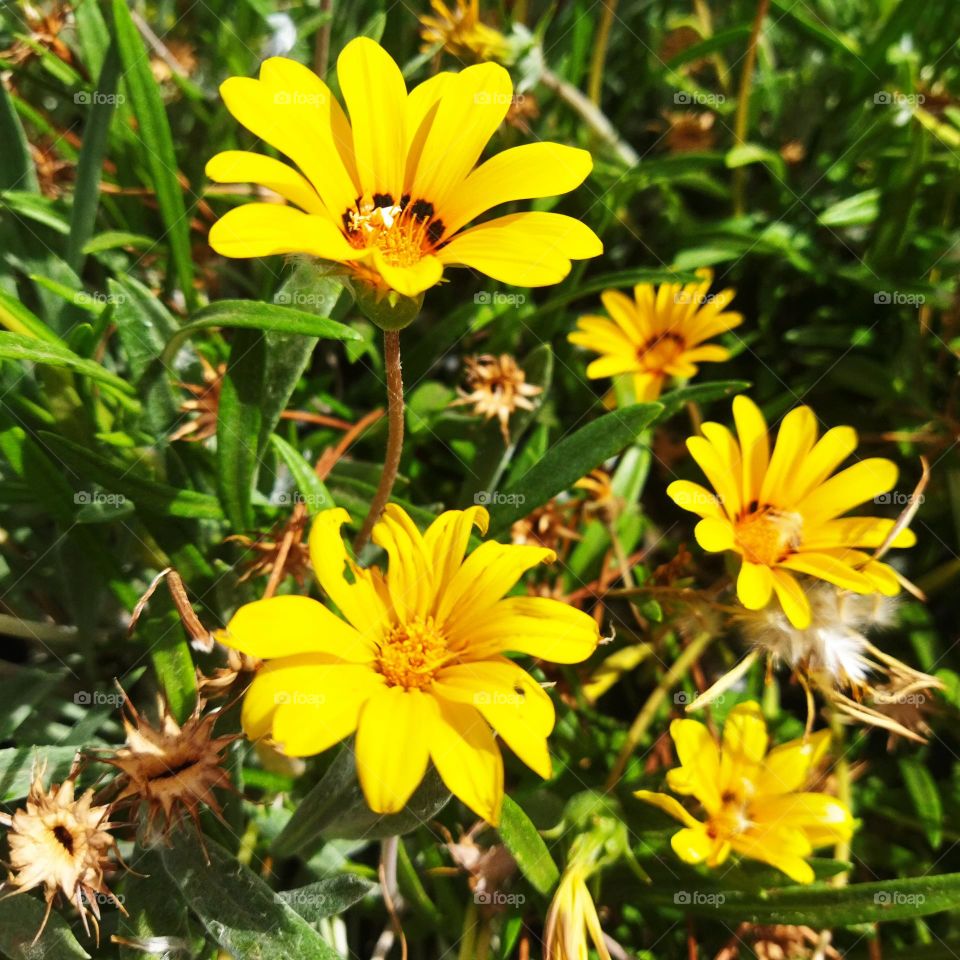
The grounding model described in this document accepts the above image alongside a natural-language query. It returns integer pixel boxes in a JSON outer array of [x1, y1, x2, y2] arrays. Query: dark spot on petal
[[341, 211, 352, 231], [400, 193, 410, 210], [372, 192, 393, 207], [411, 199, 434, 220], [427, 220, 445, 244]]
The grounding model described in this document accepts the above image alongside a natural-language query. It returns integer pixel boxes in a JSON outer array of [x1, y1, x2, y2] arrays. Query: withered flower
[[716, 923, 839, 960], [662, 110, 716, 153], [575, 468, 622, 523], [511, 499, 581, 552], [227, 508, 311, 587], [170, 356, 224, 442], [103, 696, 236, 840], [452, 354, 542, 444], [1, 763, 124, 943]]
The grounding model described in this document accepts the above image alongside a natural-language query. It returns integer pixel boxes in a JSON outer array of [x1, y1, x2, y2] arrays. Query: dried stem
[[732, 0, 770, 215], [354, 330, 404, 553], [587, 0, 619, 106]]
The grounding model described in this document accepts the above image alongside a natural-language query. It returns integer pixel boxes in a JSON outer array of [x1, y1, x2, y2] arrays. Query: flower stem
[[354, 329, 404, 554], [605, 630, 714, 789], [732, 0, 770, 215], [587, 0, 618, 106]]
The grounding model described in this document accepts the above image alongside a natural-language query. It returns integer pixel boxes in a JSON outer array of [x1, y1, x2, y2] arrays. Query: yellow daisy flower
[[568, 269, 742, 401], [544, 864, 611, 960], [667, 395, 915, 628], [635, 702, 853, 884], [206, 38, 601, 298], [419, 0, 510, 63], [218, 504, 600, 825]]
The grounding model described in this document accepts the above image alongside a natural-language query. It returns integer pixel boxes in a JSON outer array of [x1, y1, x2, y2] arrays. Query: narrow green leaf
[[0, 897, 90, 959], [111, 0, 194, 305], [163, 300, 361, 364], [160, 830, 341, 960], [497, 795, 560, 895], [278, 875, 376, 923], [900, 756, 943, 849], [0, 83, 38, 193], [654, 380, 750, 420], [0, 746, 80, 801], [487, 402, 663, 535], [136, 607, 197, 725], [0, 289, 63, 344], [271, 434, 335, 516]]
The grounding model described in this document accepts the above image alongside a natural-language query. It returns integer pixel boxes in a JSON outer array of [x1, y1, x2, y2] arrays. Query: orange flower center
[[638, 331, 686, 373], [342, 194, 445, 267], [706, 788, 753, 841], [377, 615, 450, 690], [734, 504, 803, 566]]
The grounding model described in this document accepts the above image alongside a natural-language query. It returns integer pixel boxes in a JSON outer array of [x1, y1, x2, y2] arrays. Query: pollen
[[734, 505, 803, 566], [343, 195, 443, 267], [377, 615, 452, 689], [638, 330, 686, 372]]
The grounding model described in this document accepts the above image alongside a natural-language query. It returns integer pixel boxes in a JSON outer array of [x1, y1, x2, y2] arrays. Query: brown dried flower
[[451, 353, 542, 444], [170, 356, 224, 442]]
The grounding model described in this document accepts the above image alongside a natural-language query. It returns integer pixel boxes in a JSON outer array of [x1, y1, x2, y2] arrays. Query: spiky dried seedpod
[[103, 695, 237, 841], [1, 762, 124, 944], [451, 353, 542, 444]]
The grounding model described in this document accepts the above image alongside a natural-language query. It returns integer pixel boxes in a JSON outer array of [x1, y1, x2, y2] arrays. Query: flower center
[[734, 503, 803, 566], [638, 331, 685, 372], [707, 788, 753, 840], [377, 615, 451, 690], [342, 194, 445, 267]]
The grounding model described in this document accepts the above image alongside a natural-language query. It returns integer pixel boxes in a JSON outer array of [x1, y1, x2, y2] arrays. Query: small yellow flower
[[667, 395, 915, 628], [419, 0, 510, 63], [218, 504, 600, 825], [568, 269, 742, 401], [206, 38, 601, 298], [544, 864, 611, 960], [636, 702, 853, 884]]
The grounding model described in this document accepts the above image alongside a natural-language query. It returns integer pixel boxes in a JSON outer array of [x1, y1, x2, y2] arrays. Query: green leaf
[[818, 189, 881, 228], [0, 331, 136, 398], [39, 433, 223, 519], [0, 289, 63, 344], [654, 380, 750, 420], [111, 0, 195, 306], [160, 830, 341, 960], [273, 745, 451, 857], [0, 83, 37, 193], [497, 795, 560, 895], [487, 402, 663, 535], [271, 434, 335, 516], [0, 896, 90, 959], [67, 42, 121, 272], [0, 746, 80, 801], [162, 300, 361, 365], [217, 328, 265, 531], [278, 875, 376, 923], [900, 756, 943, 849], [136, 607, 197, 725], [725, 143, 787, 180]]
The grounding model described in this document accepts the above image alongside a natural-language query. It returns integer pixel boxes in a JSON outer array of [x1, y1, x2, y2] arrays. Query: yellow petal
[[797, 458, 898, 523], [430, 698, 504, 825], [686, 435, 741, 519], [433, 659, 554, 778], [634, 790, 700, 828], [368, 248, 444, 296], [308, 507, 390, 636], [422, 506, 489, 599], [759, 729, 831, 795], [671, 826, 718, 864], [730, 832, 815, 884], [667, 480, 725, 520], [802, 517, 916, 550], [751, 792, 853, 846], [701, 423, 743, 500], [442, 142, 593, 235], [356, 686, 436, 814], [770, 568, 812, 628], [679, 344, 730, 364], [781, 552, 874, 593], [737, 561, 774, 610], [669, 718, 722, 811], [411, 61, 512, 215], [455, 595, 600, 664], [601, 289, 645, 341], [694, 517, 736, 553], [760, 405, 818, 506], [720, 701, 768, 783], [405, 72, 456, 185], [789, 425, 857, 502], [586, 354, 641, 378], [732, 395, 770, 507], [438, 541, 554, 626], [437, 212, 602, 287], [208, 204, 356, 261], [222, 595, 375, 662], [336, 37, 407, 199], [206, 151, 327, 215], [372, 503, 432, 621]]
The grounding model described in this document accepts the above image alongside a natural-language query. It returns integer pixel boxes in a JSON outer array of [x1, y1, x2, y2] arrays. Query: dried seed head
[[451, 354, 542, 444], [3, 762, 124, 944], [103, 696, 236, 841]]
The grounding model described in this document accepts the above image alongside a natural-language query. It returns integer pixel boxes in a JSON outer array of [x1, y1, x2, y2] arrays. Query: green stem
[[354, 329, 404, 553], [587, 0, 618, 106], [732, 0, 770, 216]]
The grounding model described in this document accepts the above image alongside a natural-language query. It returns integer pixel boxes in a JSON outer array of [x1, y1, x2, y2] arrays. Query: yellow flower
[[206, 38, 601, 298], [420, 0, 510, 63], [218, 504, 599, 825], [568, 269, 742, 401], [635, 702, 853, 884], [544, 864, 611, 960], [667, 395, 915, 628]]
